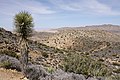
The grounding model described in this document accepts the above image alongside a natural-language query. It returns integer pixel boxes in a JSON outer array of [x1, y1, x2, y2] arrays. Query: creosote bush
[[41, 52, 48, 58], [113, 68, 120, 73], [0, 61, 12, 69], [46, 66, 54, 74], [62, 53, 112, 77], [0, 49, 19, 59]]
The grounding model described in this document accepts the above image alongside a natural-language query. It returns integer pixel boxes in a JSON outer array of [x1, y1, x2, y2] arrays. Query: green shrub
[[62, 53, 112, 77], [0, 49, 19, 59], [0, 61, 12, 69], [47, 66, 54, 74], [41, 52, 48, 58]]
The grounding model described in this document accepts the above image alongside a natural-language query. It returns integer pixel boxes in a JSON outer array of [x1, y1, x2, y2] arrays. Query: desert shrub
[[0, 49, 19, 59], [84, 52, 89, 55], [113, 68, 120, 73], [41, 52, 48, 58], [98, 58, 104, 62], [112, 62, 120, 66], [106, 75, 120, 80], [62, 53, 112, 77], [0, 61, 12, 69], [54, 48, 61, 53], [46, 66, 54, 74], [111, 75, 120, 80]]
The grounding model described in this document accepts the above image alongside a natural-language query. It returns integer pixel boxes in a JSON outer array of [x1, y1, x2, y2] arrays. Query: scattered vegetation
[[0, 49, 19, 59], [113, 68, 120, 73], [41, 52, 48, 58], [62, 53, 112, 77], [0, 61, 12, 69], [46, 66, 54, 74], [106, 75, 120, 80]]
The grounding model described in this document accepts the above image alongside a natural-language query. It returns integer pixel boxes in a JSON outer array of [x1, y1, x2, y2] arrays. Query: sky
[[0, 0, 120, 31]]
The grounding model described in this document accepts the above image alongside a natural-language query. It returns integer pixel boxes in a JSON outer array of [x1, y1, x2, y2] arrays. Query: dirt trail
[[0, 68, 27, 80]]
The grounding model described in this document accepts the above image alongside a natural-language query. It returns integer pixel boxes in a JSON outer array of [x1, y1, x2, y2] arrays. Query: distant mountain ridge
[[56, 24, 120, 35]]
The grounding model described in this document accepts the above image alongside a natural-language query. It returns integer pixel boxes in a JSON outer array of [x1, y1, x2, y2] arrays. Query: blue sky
[[0, 0, 120, 31]]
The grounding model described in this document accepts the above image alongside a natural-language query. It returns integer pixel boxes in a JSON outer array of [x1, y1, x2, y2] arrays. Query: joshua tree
[[14, 11, 34, 77]]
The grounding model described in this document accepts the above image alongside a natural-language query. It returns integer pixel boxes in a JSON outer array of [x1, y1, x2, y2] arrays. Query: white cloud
[[49, 0, 120, 15], [1, 0, 119, 16], [0, 0, 55, 16]]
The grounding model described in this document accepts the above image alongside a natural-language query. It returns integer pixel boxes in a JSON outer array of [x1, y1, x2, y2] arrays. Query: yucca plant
[[14, 11, 34, 77], [14, 11, 34, 39]]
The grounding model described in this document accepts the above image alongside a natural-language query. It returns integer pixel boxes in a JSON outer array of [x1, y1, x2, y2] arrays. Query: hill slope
[[0, 26, 120, 79], [31, 25, 120, 74]]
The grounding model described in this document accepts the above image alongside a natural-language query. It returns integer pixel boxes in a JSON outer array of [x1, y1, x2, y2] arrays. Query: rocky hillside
[[0, 26, 120, 80], [0, 28, 18, 51], [30, 25, 120, 77], [0, 27, 65, 69], [42, 30, 120, 60], [32, 25, 120, 57]]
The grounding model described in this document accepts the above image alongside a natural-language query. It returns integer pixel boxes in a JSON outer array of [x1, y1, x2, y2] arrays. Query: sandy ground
[[39, 30, 58, 33], [0, 68, 28, 80]]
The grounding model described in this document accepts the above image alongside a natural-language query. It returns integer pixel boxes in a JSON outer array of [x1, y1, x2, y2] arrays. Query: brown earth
[[0, 68, 28, 80]]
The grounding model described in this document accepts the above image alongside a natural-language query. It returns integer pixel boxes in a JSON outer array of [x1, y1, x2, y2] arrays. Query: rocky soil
[[0, 68, 26, 80]]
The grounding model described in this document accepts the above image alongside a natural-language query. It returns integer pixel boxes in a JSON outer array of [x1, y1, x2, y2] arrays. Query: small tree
[[14, 11, 34, 77]]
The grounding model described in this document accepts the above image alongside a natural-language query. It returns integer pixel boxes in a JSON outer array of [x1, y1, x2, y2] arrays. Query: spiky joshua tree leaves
[[14, 11, 34, 77], [14, 11, 33, 39]]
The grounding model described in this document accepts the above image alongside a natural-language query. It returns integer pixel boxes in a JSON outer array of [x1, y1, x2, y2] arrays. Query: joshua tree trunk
[[20, 39, 29, 77]]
